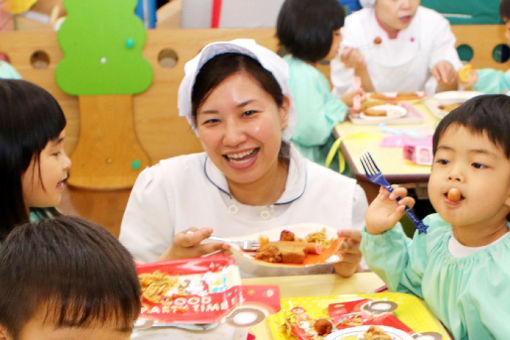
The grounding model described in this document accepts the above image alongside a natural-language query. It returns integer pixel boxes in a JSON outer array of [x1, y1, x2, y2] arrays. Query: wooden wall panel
[[1, 25, 507, 165], [0, 28, 279, 163]]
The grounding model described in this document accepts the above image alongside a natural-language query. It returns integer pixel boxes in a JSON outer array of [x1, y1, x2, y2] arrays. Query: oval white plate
[[433, 91, 482, 105], [324, 325, 414, 340], [360, 104, 407, 121]]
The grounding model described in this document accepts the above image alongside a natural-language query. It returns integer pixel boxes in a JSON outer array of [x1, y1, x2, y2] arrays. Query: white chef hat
[[177, 39, 296, 142], [359, 0, 376, 8]]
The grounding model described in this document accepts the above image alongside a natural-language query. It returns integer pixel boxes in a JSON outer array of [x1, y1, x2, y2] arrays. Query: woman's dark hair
[[276, 0, 345, 63], [0, 79, 66, 241], [0, 216, 141, 337], [191, 52, 284, 125], [433, 94, 510, 158], [500, 0, 510, 20]]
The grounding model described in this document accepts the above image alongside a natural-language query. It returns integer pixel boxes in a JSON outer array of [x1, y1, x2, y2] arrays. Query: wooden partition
[[451, 24, 510, 70], [1, 25, 507, 236], [2, 25, 504, 165], [0, 28, 280, 163]]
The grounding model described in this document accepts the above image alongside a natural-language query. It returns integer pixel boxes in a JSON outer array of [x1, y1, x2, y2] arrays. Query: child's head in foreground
[[276, 0, 345, 63], [0, 79, 71, 241], [430, 94, 510, 228], [0, 216, 141, 340]]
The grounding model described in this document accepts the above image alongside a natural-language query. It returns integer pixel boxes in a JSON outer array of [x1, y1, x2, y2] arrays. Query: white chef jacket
[[330, 6, 462, 95], [120, 145, 367, 275]]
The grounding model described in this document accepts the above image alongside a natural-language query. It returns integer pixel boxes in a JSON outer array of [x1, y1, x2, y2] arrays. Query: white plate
[[424, 91, 483, 119], [229, 223, 342, 277], [432, 91, 482, 105], [324, 325, 414, 340], [360, 104, 407, 121]]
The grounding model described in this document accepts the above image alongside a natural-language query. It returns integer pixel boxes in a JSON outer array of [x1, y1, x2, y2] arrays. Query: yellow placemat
[[268, 292, 450, 339]]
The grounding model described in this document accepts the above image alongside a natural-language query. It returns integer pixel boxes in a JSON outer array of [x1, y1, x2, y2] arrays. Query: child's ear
[[0, 325, 12, 340]]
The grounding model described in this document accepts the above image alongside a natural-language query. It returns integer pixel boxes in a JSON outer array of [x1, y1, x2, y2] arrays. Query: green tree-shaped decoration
[[56, 0, 153, 189]]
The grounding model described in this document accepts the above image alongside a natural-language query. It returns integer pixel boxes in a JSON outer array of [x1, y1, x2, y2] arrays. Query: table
[[244, 272, 451, 339], [334, 103, 440, 201], [244, 272, 385, 338]]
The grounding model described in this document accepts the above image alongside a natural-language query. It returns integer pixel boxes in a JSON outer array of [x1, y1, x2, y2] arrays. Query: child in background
[[0, 215, 141, 340], [276, 0, 363, 171], [0, 79, 71, 242], [459, 0, 510, 94], [361, 95, 510, 339], [0, 53, 21, 79]]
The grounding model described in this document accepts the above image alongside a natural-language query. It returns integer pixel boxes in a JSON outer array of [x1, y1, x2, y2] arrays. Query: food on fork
[[459, 63, 474, 83], [447, 187, 461, 202]]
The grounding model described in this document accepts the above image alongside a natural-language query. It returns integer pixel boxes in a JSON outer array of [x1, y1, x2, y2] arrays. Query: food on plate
[[305, 229, 335, 248], [313, 318, 333, 336], [362, 325, 392, 340], [447, 188, 461, 202], [255, 241, 322, 264], [438, 103, 461, 113], [359, 98, 387, 112], [364, 108, 387, 117], [370, 92, 423, 102], [280, 229, 296, 241], [138, 270, 179, 304], [254, 229, 331, 264], [459, 63, 474, 83]]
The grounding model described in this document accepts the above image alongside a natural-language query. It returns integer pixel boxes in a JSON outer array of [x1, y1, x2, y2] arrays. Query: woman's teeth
[[226, 149, 256, 162]]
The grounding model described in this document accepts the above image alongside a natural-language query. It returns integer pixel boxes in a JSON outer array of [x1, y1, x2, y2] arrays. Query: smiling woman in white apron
[[330, 0, 462, 95]]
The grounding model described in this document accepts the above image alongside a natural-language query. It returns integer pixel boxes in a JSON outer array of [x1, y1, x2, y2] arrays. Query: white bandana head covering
[[360, 0, 376, 8], [177, 39, 296, 142]]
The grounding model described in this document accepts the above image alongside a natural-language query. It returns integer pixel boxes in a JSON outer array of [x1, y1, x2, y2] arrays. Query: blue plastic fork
[[360, 152, 428, 234]]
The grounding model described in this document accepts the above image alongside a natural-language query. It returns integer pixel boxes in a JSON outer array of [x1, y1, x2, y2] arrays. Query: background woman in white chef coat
[[330, 0, 462, 95], [119, 39, 368, 278]]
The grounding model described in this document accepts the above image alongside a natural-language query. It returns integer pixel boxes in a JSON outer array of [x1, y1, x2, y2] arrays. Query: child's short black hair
[[276, 0, 345, 63], [0, 216, 141, 337], [500, 0, 510, 21], [433, 94, 510, 159]]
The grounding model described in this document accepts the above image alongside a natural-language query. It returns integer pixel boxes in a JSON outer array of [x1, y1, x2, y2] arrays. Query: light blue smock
[[360, 213, 510, 340], [473, 68, 510, 94], [285, 55, 348, 169], [0, 61, 21, 79]]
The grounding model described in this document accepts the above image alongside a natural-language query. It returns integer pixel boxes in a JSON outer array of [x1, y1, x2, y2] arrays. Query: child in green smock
[[460, 0, 510, 94], [276, 0, 363, 172], [361, 95, 510, 340]]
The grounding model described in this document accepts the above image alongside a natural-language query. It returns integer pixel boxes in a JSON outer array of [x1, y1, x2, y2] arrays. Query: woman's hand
[[365, 186, 415, 235], [158, 227, 230, 261], [340, 47, 366, 72], [333, 229, 362, 277], [432, 61, 457, 89]]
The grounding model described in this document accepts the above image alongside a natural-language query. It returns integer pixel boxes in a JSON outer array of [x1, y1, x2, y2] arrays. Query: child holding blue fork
[[361, 95, 510, 340]]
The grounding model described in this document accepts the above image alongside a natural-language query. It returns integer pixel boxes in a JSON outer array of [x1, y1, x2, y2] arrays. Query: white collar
[[203, 144, 307, 205], [448, 230, 509, 258]]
